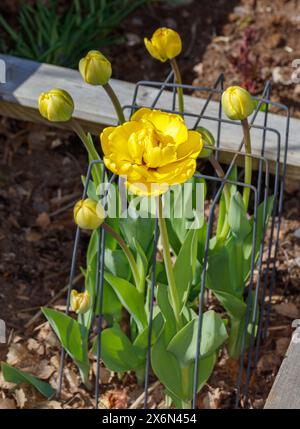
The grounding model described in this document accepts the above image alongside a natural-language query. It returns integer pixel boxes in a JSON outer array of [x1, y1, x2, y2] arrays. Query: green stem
[[170, 58, 184, 115], [157, 196, 182, 329], [102, 223, 140, 288], [103, 82, 126, 125], [208, 155, 230, 239], [70, 119, 102, 187], [241, 118, 252, 211], [181, 365, 191, 409]]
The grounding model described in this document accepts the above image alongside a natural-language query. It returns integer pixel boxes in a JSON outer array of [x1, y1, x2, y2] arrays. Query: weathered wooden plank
[[265, 329, 300, 409], [0, 54, 299, 180]]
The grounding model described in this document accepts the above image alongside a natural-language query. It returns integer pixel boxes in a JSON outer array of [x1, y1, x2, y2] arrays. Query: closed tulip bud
[[196, 127, 215, 159], [221, 86, 255, 121], [70, 290, 91, 314], [144, 28, 182, 62], [79, 50, 112, 85], [74, 198, 105, 230], [38, 88, 74, 122]]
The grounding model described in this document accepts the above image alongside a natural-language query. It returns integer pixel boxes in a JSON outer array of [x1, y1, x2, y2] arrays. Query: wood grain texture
[[0, 54, 299, 179], [265, 329, 300, 409]]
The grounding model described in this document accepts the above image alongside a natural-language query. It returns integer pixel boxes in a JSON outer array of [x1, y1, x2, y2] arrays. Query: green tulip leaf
[[119, 211, 155, 254], [151, 331, 216, 402], [156, 284, 177, 343], [173, 226, 199, 312], [104, 272, 147, 331], [93, 324, 142, 372], [1, 362, 55, 398], [228, 191, 251, 240], [133, 312, 165, 360], [167, 310, 228, 365], [41, 307, 90, 382]]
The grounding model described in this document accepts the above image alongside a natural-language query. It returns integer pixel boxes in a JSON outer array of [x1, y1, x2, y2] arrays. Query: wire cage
[[57, 72, 289, 409]]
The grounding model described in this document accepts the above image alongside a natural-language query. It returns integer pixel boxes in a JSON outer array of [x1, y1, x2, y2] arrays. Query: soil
[[0, 0, 300, 410], [106, 0, 300, 117]]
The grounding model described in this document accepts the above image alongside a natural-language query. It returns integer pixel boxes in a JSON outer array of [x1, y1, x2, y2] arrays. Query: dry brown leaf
[[14, 388, 27, 409], [108, 389, 128, 409], [27, 338, 40, 352], [7, 343, 28, 366], [202, 388, 223, 409], [257, 353, 281, 374], [35, 400, 62, 409], [64, 368, 80, 392], [274, 302, 299, 319], [0, 398, 17, 409], [50, 354, 60, 369], [33, 361, 56, 380], [37, 323, 60, 348], [92, 363, 112, 384], [276, 337, 290, 357]]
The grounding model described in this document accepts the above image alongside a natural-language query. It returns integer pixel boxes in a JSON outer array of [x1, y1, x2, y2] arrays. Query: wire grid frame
[[57, 73, 289, 409]]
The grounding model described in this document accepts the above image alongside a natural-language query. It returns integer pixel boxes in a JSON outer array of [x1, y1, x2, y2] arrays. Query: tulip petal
[[176, 130, 203, 160]]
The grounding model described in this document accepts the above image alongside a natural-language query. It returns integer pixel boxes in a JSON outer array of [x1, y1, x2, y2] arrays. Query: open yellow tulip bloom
[[222, 86, 255, 121], [70, 290, 91, 314], [144, 28, 182, 62], [100, 108, 203, 196]]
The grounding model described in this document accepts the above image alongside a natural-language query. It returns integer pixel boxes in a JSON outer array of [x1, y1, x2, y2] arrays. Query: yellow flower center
[[127, 126, 177, 169]]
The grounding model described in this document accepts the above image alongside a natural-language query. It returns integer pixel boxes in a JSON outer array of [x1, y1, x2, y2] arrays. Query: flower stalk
[[70, 119, 102, 186], [102, 223, 140, 289], [157, 196, 182, 329], [241, 118, 252, 211], [170, 58, 184, 115], [208, 154, 230, 238], [103, 83, 126, 125]]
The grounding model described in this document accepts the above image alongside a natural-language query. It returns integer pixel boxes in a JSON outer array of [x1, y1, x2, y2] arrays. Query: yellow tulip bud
[[38, 88, 74, 122], [73, 198, 105, 230], [79, 50, 112, 85], [70, 290, 91, 314], [144, 28, 182, 62], [221, 86, 255, 121], [196, 127, 215, 159]]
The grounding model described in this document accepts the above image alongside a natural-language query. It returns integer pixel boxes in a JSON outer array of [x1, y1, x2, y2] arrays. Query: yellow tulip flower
[[38, 88, 74, 122], [100, 108, 203, 196], [74, 198, 105, 230], [144, 28, 182, 62], [222, 86, 255, 121], [79, 50, 112, 86], [70, 290, 91, 314]]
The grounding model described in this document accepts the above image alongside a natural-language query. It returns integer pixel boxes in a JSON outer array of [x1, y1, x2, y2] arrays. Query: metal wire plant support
[[56, 72, 289, 409]]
